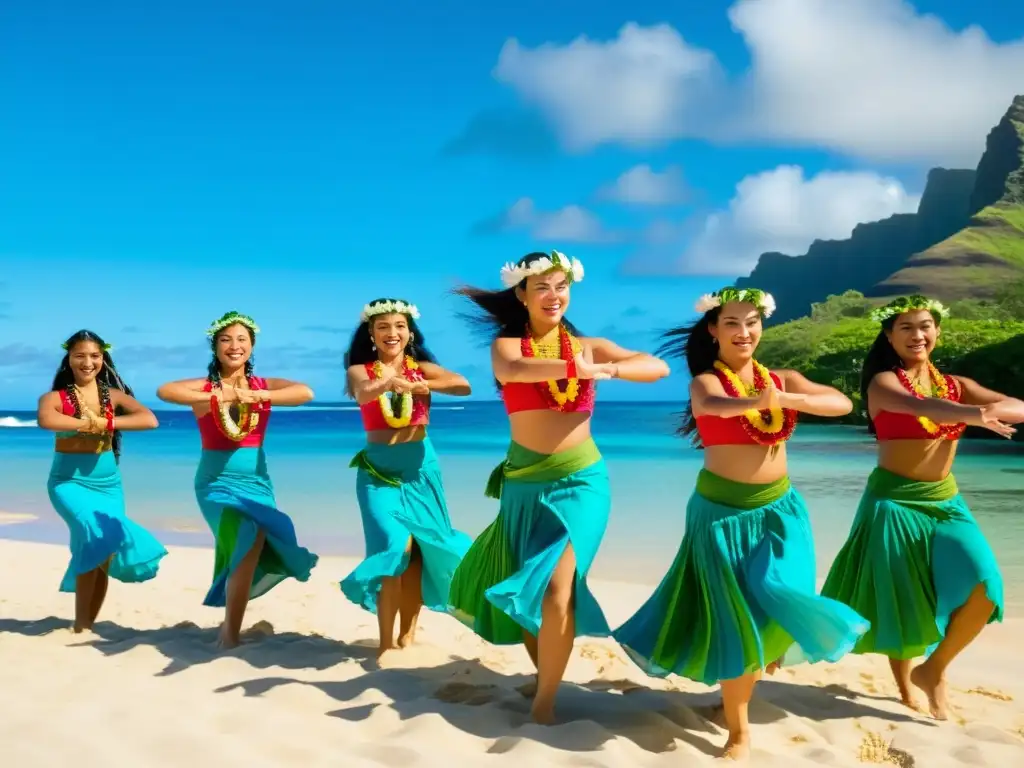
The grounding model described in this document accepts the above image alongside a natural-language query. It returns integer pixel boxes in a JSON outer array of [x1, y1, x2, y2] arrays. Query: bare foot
[[720, 731, 751, 761], [516, 677, 538, 699], [397, 628, 417, 648], [530, 699, 556, 725], [910, 663, 949, 720], [216, 634, 241, 650], [376, 643, 396, 661]]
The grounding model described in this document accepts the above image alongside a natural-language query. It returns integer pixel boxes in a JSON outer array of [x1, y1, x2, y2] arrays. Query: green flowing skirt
[[447, 438, 612, 644], [821, 467, 1003, 659], [613, 470, 869, 685]]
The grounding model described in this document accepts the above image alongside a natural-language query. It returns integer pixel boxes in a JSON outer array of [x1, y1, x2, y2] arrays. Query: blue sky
[[2, 0, 1021, 408]]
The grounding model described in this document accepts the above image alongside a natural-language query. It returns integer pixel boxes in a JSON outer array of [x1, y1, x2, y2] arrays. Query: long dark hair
[[453, 252, 584, 392], [51, 329, 133, 462], [658, 306, 724, 445], [206, 320, 256, 385], [343, 298, 438, 398], [859, 316, 905, 435]]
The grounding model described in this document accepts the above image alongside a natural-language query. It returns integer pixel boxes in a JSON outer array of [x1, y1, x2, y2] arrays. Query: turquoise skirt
[[47, 451, 167, 592], [448, 440, 612, 644], [340, 438, 471, 613], [195, 447, 319, 607], [613, 471, 869, 685], [821, 468, 1003, 659]]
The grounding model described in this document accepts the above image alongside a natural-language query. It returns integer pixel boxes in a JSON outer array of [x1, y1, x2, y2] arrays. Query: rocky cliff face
[[738, 96, 1024, 319], [736, 168, 975, 324], [874, 96, 1024, 300]]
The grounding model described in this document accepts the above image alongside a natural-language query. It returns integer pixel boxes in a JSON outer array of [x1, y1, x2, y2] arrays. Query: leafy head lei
[[360, 299, 421, 324], [500, 250, 585, 289], [869, 295, 949, 325], [694, 287, 777, 319], [206, 310, 261, 338], [62, 340, 112, 352]]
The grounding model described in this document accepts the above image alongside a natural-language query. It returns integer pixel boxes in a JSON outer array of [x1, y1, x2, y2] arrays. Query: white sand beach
[[2, 538, 1023, 766]]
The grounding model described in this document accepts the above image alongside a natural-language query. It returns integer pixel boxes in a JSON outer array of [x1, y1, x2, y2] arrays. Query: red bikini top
[[359, 360, 430, 431], [502, 379, 596, 416], [59, 388, 114, 419], [874, 372, 966, 441], [695, 371, 797, 446], [196, 377, 271, 449]]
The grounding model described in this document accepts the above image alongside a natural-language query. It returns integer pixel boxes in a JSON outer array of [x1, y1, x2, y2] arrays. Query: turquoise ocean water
[[3, 402, 1023, 611]]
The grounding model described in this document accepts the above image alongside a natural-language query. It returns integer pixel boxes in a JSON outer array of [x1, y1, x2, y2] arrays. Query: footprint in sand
[[963, 686, 1013, 702], [857, 732, 916, 767], [432, 681, 502, 706]]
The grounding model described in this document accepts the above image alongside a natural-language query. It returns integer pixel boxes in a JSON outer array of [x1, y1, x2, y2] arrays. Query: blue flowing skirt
[[47, 451, 167, 592], [341, 438, 471, 613], [195, 447, 319, 607]]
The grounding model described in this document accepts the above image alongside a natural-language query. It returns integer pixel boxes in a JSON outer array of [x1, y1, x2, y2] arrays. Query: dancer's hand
[[389, 377, 415, 394], [76, 417, 98, 434], [234, 388, 263, 405], [409, 380, 430, 395], [756, 383, 779, 411], [217, 384, 240, 403], [973, 404, 1016, 438], [574, 354, 616, 380]]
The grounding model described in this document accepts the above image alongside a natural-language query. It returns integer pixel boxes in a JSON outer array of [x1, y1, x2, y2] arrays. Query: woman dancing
[[36, 329, 166, 632], [821, 295, 1021, 720], [612, 287, 869, 760], [341, 298, 473, 658], [448, 250, 670, 724], [156, 311, 319, 648]]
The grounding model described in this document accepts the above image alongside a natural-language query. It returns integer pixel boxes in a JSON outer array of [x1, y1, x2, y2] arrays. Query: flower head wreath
[[61, 340, 112, 352], [360, 299, 421, 324], [694, 287, 777, 319], [206, 310, 261, 338], [868, 295, 949, 325], [499, 250, 585, 289]]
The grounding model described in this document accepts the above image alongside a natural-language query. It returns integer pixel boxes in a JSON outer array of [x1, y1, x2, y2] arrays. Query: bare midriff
[[508, 410, 592, 455], [704, 444, 789, 485], [366, 424, 428, 446], [55, 435, 112, 454], [877, 439, 957, 482]]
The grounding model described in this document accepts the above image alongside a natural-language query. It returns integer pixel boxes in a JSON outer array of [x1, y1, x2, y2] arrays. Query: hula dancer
[[36, 330, 166, 633], [449, 250, 670, 724], [156, 311, 319, 648], [821, 295, 1022, 719], [612, 287, 868, 760], [341, 298, 474, 659]]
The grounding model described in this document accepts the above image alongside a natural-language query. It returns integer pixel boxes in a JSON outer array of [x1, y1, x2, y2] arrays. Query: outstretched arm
[[955, 376, 1024, 424], [777, 369, 853, 417], [869, 372, 985, 423], [587, 337, 670, 383], [260, 378, 315, 406], [491, 338, 614, 384], [109, 390, 159, 430], [690, 373, 770, 418], [417, 361, 472, 396], [156, 378, 210, 406]]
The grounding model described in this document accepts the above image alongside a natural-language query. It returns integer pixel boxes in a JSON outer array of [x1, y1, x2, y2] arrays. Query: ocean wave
[[0, 416, 36, 428]]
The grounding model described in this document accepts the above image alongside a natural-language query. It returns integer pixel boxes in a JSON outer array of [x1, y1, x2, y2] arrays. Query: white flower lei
[[499, 250, 585, 289], [694, 288, 776, 318], [360, 299, 421, 323]]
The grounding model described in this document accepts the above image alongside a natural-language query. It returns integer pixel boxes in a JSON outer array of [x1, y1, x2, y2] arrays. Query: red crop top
[[695, 371, 798, 447], [359, 361, 430, 431], [197, 377, 271, 450], [502, 378, 596, 416], [59, 388, 114, 419], [874, 372, 966, 441]]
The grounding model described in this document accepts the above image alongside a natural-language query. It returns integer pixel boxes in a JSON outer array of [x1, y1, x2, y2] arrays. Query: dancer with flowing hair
[[820, 295, 1022, 720], [448, 250, 670, 724], [340, 298, 473, 659], [156, 311, 319, 648], [612, 287, 869, 760], [36, 329, 166, 632]]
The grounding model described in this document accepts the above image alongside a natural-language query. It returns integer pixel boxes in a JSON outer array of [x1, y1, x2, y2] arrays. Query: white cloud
[[597, 164, 688, 205], [477, 197, 617, 243], [677, 165, 921, 275], [492, 0, 1024, 164], [494, 23, 722, 151]]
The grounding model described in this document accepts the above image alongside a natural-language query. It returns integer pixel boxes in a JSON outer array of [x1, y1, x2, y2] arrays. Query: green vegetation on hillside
[[758, 290, 1024, 430]]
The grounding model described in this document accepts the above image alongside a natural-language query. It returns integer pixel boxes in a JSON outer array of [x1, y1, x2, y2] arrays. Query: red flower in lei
[[712, 362, 797, 446], [519, 325, 594, 413], [366, 356, 428, 423], [894, 366, 966, 439]]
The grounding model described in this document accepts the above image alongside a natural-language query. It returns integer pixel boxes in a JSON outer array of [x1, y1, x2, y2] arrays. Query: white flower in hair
[[760, 293, 777, 319], [499, 250, 585, 288], [694, 293, 722, 313], [360, 299, 421, 323]]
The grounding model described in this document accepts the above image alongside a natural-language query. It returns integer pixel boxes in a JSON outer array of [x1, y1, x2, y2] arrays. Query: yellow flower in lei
[[713, 359, 784, 435], [528, 328, 582, 407], [900, 361, 951, 436], [374, 357, 419, 428]]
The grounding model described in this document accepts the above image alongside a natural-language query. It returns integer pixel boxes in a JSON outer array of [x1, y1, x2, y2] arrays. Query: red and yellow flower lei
[[210, 381, 263, 442], [894, 361, 966, 439], [369, 356, 427, 428], [520, 324, 589, 411], [712, 359, 796, 446]]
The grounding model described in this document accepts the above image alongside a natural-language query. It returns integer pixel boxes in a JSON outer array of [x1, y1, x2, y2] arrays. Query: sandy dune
[[2, 538, 1022, 766]]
